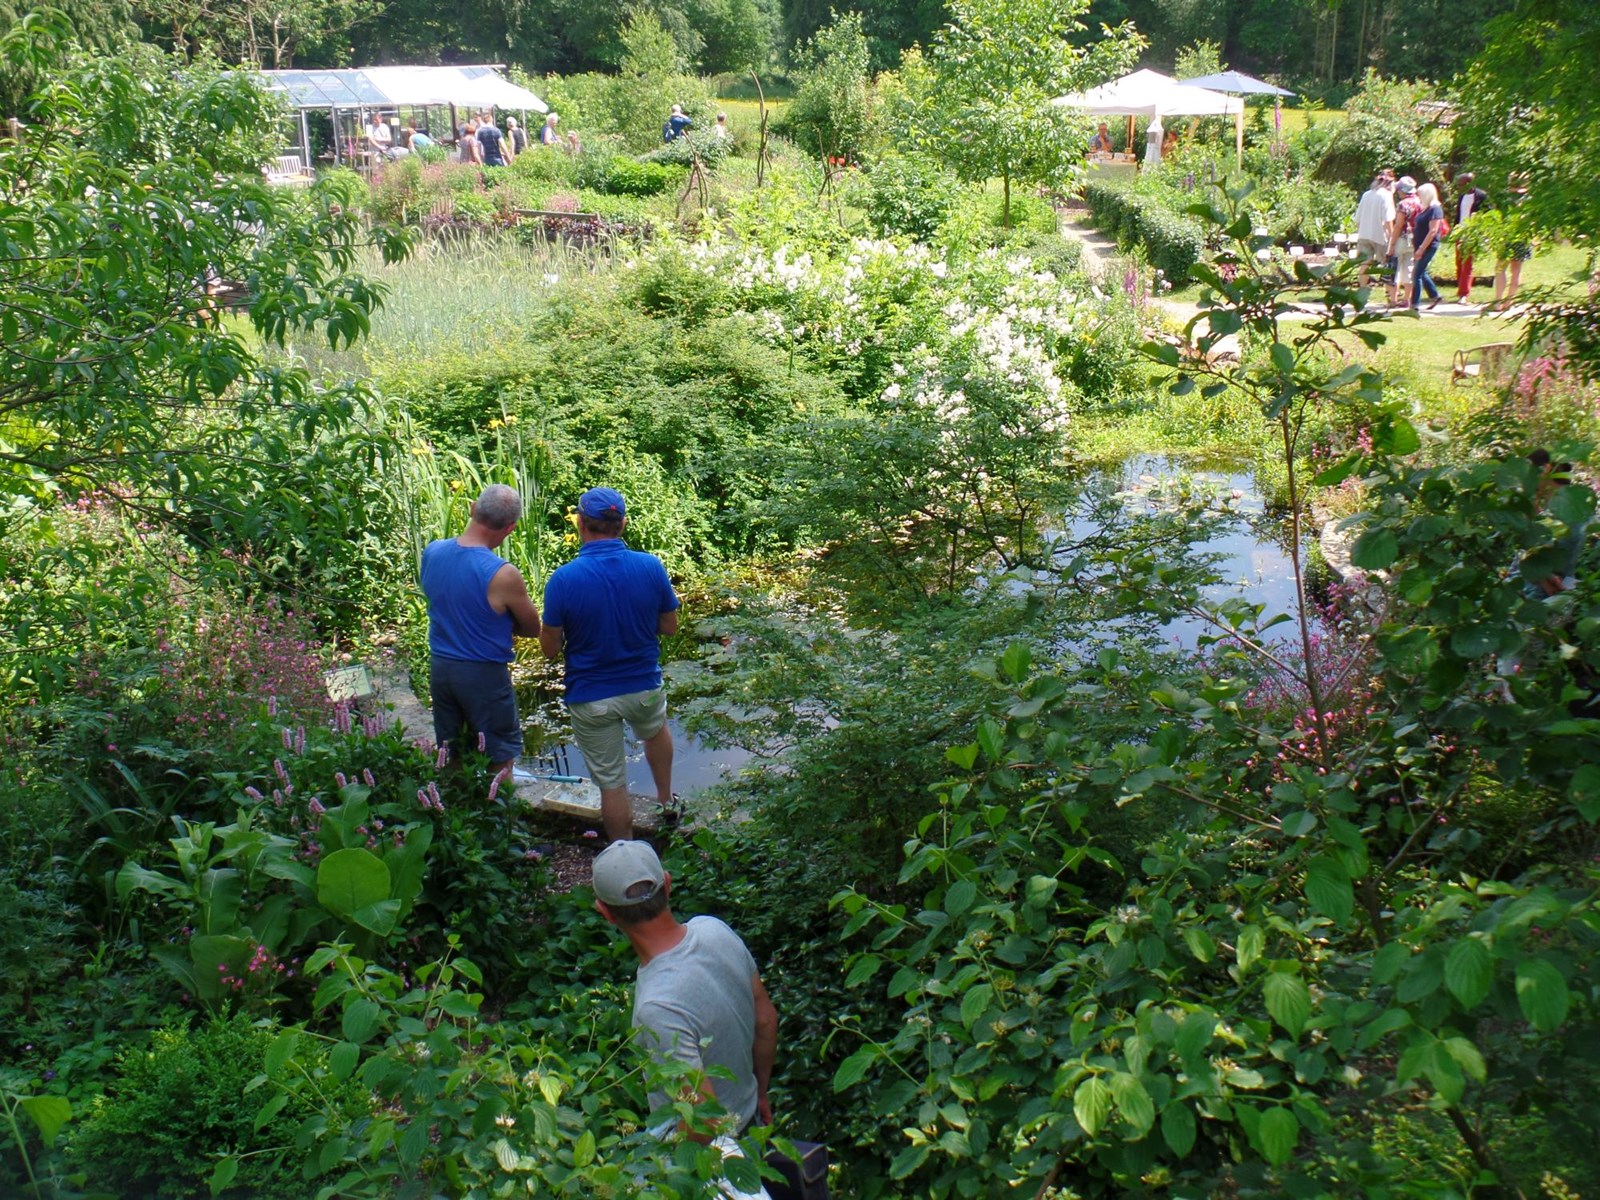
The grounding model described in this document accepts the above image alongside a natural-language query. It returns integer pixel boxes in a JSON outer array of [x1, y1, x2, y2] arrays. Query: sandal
[[659, 793, 685, 829]]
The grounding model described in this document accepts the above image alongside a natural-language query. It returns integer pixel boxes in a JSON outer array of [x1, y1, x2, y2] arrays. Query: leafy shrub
[[1260, 174, 1356, 244], [1002, 228, 1086, 278], [70, 1013, 367, 1199], [537, 70, 717, 155], [772, 10, 873, 161], [311, 166, 369, 212], [506, 139, 581, 183], [862, 153, 959, 241], [575, 152, 684, 196], [639, 126, 733, 168], [1314, 73, 1447, 188]]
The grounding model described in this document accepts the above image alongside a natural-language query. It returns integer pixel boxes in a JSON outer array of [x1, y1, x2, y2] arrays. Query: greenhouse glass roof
[[257, 66, 547, 113]]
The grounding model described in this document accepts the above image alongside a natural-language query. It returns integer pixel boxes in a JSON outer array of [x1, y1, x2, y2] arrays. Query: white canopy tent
[[1055, 68, 1245, 167]]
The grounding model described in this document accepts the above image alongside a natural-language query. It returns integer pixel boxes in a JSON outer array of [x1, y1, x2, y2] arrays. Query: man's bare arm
[[751, 974, 777, 1126], [658, 609, 679, 636], [539, 624, 563, 660], [488, 564, 541, 637]]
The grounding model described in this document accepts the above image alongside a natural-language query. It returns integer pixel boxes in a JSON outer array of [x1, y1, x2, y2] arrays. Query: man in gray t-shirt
[[592, 840, 778, 1135]]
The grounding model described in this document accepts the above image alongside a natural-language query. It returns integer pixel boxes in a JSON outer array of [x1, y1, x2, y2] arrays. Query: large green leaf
[[1549, 483, 1596, 529], [889, 1145, 928, 1180], [1110, 1072, 1155, 1135], [1161, 1101, 1196, 1157], [20, 1095, 71, 1144], [199, 867, 243, 935], [1175, 1011, 1214, 1063], [190, 934, 250, 1000], [1444, 937, 1493, 1009], [1264, 972, 1312, 1039], [317, 848, 392, 920], [1350, 527, 1398, 570], [351, 899, 401, 936], [1073, 1076, 1112, 1136], [834, 1046, 876, 1092], [1304, 855, 1353, 923], [1256, 1106, 1299, 1165], [1236, 925, 1265, 974], [342, 997, 382, 1044], [1515, 958, 1569, 1031], [115, 861, 183, 900], [960, 983, 994, 1029]]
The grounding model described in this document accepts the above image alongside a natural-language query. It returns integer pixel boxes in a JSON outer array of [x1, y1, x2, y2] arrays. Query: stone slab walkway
[[370, 665, 666, 831]]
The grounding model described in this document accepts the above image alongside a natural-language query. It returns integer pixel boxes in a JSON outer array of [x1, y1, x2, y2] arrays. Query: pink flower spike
[[335, 771, 348, 789], [363, 768, 376, 787], [477, 732, 487, 752]]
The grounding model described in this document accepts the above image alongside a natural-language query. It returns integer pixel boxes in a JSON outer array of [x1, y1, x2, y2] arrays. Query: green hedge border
[[1082, 180, 1206, 284]]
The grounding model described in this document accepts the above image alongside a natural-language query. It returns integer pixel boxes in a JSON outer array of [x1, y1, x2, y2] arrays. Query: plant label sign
[[324, 664, 375, 702]]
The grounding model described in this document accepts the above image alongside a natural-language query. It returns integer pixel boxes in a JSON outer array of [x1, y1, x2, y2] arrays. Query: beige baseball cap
[[592, 840, 665, 906]]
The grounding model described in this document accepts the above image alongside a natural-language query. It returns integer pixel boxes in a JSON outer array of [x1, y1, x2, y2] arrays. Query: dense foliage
[[29, 0, 1524, 95], [6, 6, 1600, 1200]]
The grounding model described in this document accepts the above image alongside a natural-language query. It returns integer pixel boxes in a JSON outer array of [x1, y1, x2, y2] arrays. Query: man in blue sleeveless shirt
[[420, 484, 542, 777], [540, 488, 680, 841]]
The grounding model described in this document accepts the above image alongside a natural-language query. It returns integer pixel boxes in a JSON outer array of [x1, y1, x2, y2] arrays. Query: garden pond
[[509, 454, 1309, 798]]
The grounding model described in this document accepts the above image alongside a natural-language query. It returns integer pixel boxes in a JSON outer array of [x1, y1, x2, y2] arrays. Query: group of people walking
[[1354, 169, 1530, 311]]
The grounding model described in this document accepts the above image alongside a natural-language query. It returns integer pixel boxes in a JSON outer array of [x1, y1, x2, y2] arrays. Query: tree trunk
[[1002, 172, 1012, 230]]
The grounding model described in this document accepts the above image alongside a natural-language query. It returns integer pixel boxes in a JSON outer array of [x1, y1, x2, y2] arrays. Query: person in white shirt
[[365, 115, 393, 160], [1144, 117, 1164, 169], [1354, 171, 1396, 292], [1453, 172, 1493, 303]]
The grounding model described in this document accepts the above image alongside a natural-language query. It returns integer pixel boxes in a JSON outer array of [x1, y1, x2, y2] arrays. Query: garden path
[[1056, 211, 1512, 325]]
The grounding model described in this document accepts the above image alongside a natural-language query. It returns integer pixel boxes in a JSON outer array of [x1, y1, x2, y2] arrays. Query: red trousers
[[1456, 245, 1475, 299]]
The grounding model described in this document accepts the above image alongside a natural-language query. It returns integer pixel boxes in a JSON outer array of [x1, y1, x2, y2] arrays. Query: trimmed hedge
[[575, 153, 685, 196], [1082, 180, 1206, 283]]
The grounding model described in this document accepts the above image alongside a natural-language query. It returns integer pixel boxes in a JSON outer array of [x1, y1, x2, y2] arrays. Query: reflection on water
[[1074, 454, 1307, 649], [511, 639, 754, 796]]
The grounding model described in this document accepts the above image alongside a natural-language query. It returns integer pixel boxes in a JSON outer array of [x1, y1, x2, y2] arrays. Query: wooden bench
[[264, 154, 314, 186], [1451, 342, 1516, 385]]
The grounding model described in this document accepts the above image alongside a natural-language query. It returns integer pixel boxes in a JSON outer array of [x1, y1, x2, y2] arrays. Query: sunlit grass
[[297, 236, 615, 380]]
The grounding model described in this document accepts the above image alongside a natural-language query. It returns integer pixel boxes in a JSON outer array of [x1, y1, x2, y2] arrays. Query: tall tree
[[923, 0, 1140, 228], [0, 0, 131, 113], [130, 0, 367, 67], [1455, 0, 1600, 243], [0, 11, 409, 512]]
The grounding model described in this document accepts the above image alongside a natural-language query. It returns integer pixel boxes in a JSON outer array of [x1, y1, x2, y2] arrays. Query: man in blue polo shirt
[[540, 488, 680, 841]]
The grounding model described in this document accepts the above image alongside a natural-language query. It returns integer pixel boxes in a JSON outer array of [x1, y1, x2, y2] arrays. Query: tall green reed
[[397, 413, 557, 592]]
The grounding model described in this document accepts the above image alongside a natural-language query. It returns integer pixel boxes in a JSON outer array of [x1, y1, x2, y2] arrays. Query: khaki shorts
[[1395, 239, 1414, 285], [568, 688, 668, 791]]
